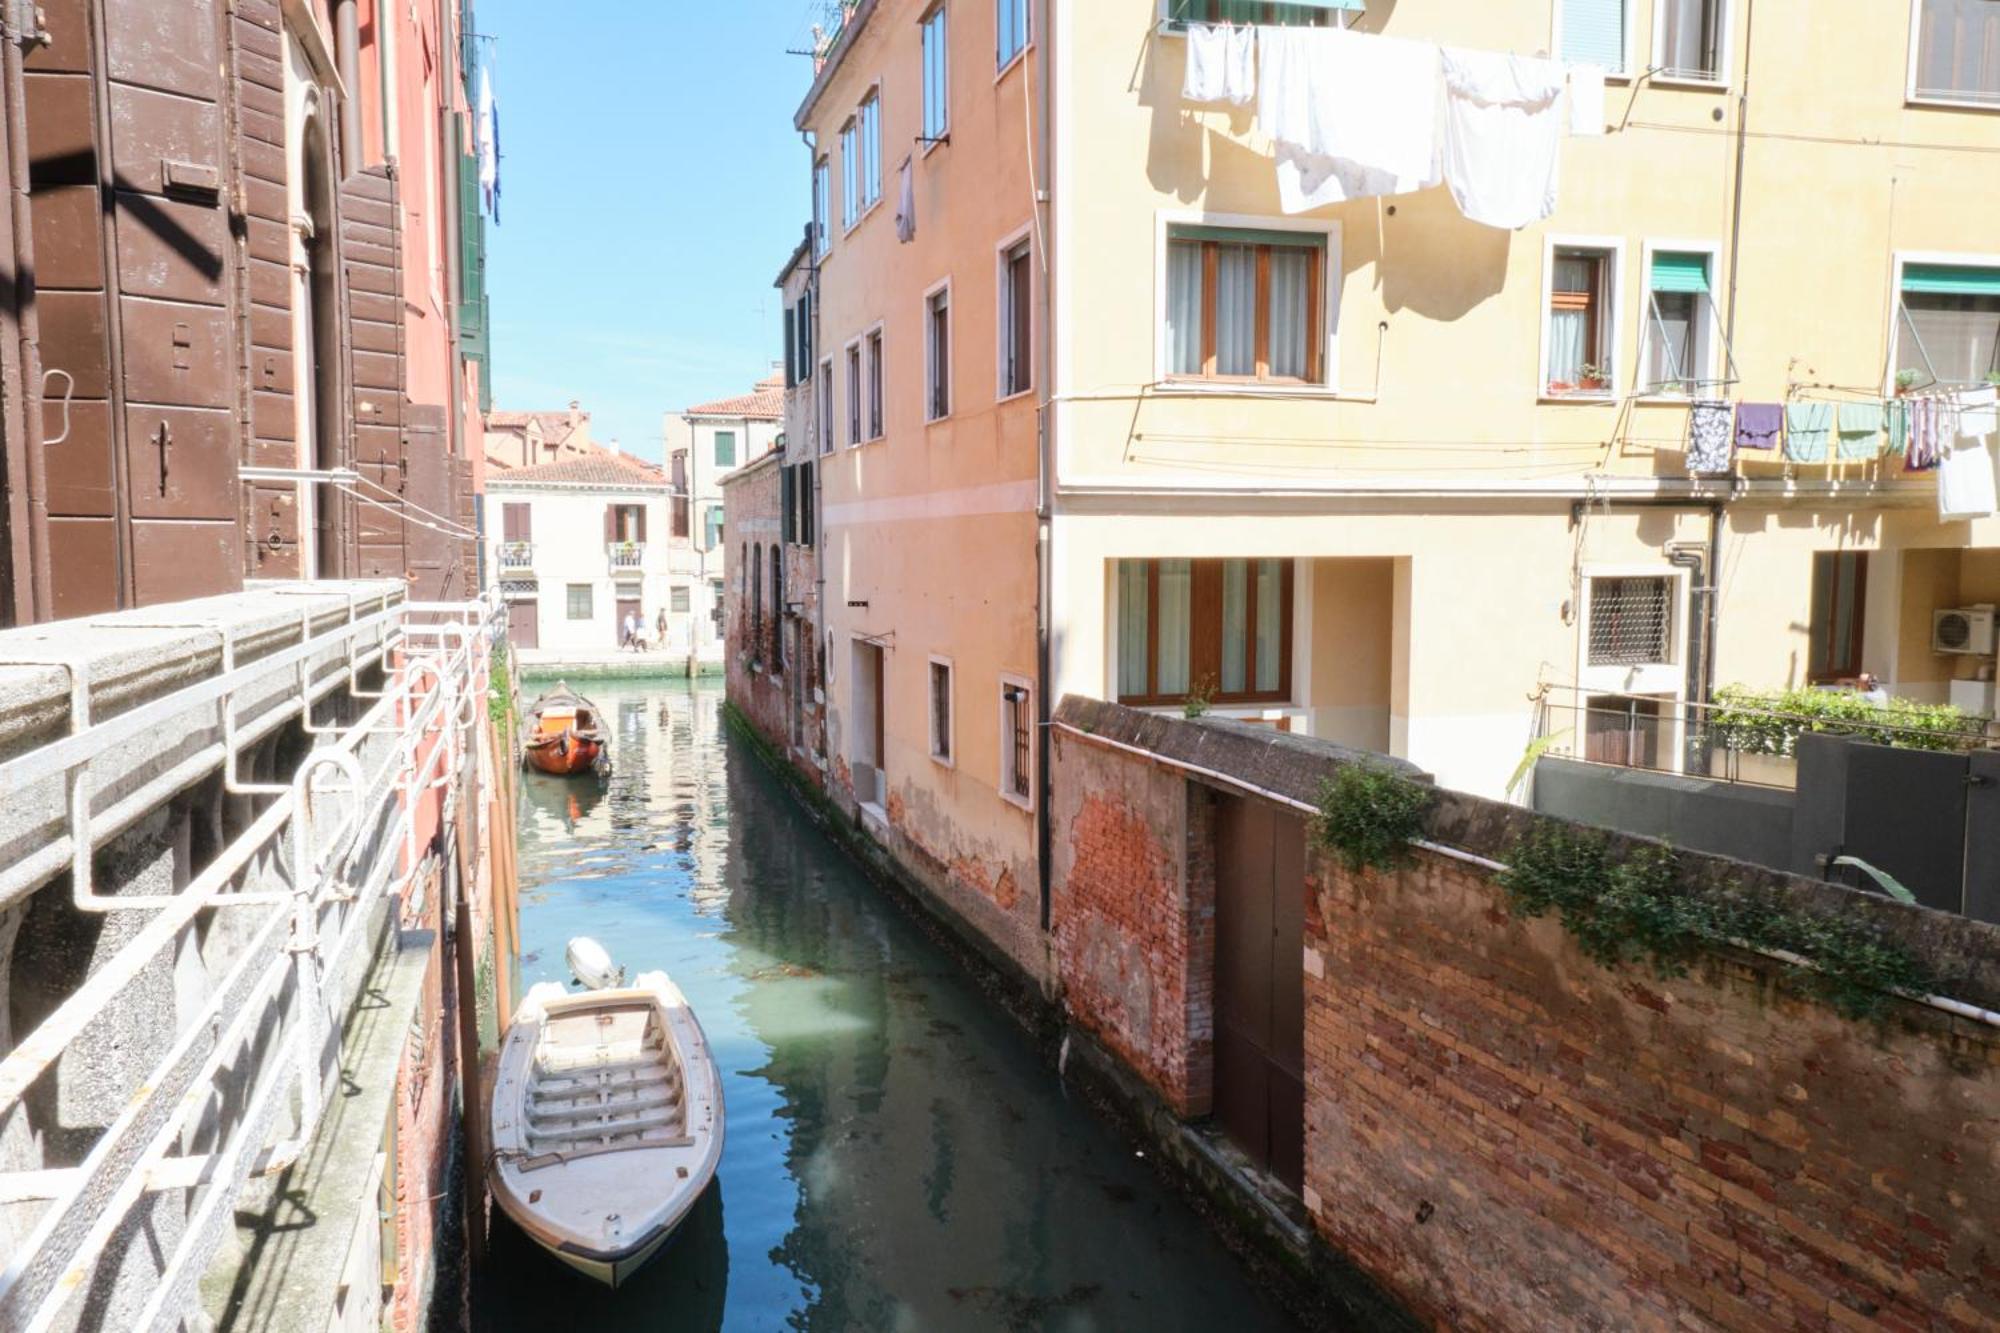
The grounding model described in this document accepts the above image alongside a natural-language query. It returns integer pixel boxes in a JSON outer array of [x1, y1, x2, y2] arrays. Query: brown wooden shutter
[[341, 164, 408, 581], [401, 404, 449, 598], [603, 504, 615, 544], [637, 505, 648, 543]]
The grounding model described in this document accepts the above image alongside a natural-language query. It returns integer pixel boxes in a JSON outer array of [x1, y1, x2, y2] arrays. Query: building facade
[[662, 376, 784, 671], [483, 401, 602, 472], [486, 452, 693, 664], [778, 0, 2000, 989]]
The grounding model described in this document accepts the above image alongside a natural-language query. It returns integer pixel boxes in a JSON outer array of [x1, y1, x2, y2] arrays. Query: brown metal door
[[1213, 794, 1306, 1191], [507, 599, 538, 651], [401, 407, 450, 599]]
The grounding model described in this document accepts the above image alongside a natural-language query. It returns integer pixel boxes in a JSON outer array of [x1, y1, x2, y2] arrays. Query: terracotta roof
[[683, 381, 784, 420], [485, 451, 668, 489], [485, 409, 593, 448]]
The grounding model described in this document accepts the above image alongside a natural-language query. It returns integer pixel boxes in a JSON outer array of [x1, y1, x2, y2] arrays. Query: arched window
[[770, 545, 784, 669], [751, 542, 763, 662]]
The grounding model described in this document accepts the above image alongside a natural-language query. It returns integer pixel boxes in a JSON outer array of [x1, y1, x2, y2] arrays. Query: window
[[710, 580, 725, 633], [1641, 249, 1719, 395], [929, 657, 954, 764], [1558, 0, 1629, 75], [1164, 225, 1325, 384], [1115, 558, 1293, 705], [781, 467, 796, 545], [705, 505, 723, 550], [1808, 553, 1869, 683], [772, 546, 785, 670], [1000, 237, 1033, 398], [799, 461, 816, 547], [1895, 262, 2000, 386], [784, 306, 799, 388], [1656, 0, 1724, 81], [818, 358, 835, 453], [997, 0, 1030, 67], [867, 329, 885, 439], [751, 543, 764, 661], [796, 292, 814, 378], [842, 94, 881, 230], [841, 121, 859, 230], [714, 430, 737, 468], [671, 585, 691, 614], [1913, 0, 2000, 104], [813, 157, 832, 256], [922, 6, 950, 144], [566, 584, 593, 620], [847, 344, 863, 444], [1546, 245, 1616, 396], [605, 503, 645, 545], [1000, 679, 1032, 806], [1587, 577, 1673, 667], [926, 285, 952, 420]]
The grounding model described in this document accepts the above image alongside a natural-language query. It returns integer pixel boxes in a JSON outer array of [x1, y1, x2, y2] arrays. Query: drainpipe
[[2, 16, 50, 621], [332, 0, 362, 176], [1033, 12, 1055, 935]]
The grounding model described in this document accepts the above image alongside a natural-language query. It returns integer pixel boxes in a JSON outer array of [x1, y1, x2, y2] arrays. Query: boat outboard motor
[[566, 936, 626, 991]]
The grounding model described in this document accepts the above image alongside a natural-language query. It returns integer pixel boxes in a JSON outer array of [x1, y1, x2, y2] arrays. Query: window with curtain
[[1547, 247, 1613, 395], [926, 287, 951, 420], [1001, 239, 1033, 397], [1642, 250, 1715, 394], [1808, 553, 1868, 683], [1164, 0, 1356, 28], [997, 0, 1030, 67], [1658, 0, 1724, 80], [1115, 558, 1294, 705], [1896, 263, 2000, 384], [813, 158, 831, 256], [1164, 226, 1325, 384], [1559, 0, 1628, 74], [922, 6, 950, 142], [1913, 0, 2000, 104]]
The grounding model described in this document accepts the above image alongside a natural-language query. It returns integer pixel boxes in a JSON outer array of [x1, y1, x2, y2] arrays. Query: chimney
[[568, 399, 583, 430], [606, 437, 620, 455]]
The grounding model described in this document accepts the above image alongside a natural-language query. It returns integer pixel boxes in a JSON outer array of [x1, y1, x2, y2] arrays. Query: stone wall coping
[[1054, 694, 2000, 1011]]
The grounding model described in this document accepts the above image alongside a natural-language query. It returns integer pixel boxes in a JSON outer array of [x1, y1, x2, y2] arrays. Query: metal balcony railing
[[0, 585, 498, 1331], [608, 541, 645, 572], [499, 540, 534, 570]]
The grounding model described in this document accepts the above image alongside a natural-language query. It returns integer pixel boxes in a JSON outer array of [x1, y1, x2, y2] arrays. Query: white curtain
[[1158, 560, 1192, 695], [1117, 561, 1150, 697], [1221, 560, 1249, 693], [1255, 559, 1283, 692], [1215, 245, 1257, 375], [1268, 249, 1311, 378], [1548, 256, 1591, 383], [1167, 242, 1205, 376]]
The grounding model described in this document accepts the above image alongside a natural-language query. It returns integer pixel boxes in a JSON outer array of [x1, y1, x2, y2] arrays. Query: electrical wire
[[1625, 118, 2000, 155], [349, 471, 479, 538], [334, 482, 478, 543]]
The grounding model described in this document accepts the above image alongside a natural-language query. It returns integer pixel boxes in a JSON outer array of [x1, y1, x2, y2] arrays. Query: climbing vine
[[1313, 762, 1433, 874], [1498, 823, 1936, 1020]]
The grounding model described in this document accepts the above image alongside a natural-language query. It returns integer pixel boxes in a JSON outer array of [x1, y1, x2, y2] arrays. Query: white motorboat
[[488, 966, 724, 1287]]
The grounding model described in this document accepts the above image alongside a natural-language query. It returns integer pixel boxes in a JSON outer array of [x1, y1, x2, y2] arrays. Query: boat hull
[[521, 681, 609, 778], [522, 733, 605, 776], [506, 1191, 693, 1287]]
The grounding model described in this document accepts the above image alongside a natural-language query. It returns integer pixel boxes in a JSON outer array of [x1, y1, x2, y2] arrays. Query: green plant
[[1506, 729, 1572, 800], [1895, 368, 1923, 391], [488, 640, 514, 751], [1986, 370, 2000, 386], [1182, 675, 1218, 719], [1707, 683, 1988, 758], [1314, 762, 1433, 874], [1498, 822, 1936, 1020]]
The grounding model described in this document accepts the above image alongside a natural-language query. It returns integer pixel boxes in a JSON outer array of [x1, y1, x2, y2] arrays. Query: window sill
[[926, 409, 953, 425], [1905, 93, 2000, 113], [995, 386, 1035, 405], [1540, 392, 1619, 405], [999, 788, 1033, 814], [1649, 73, 1728, 92], [842, 198, 883, 237], [921, 134, 948, 158], [930, 752, 955, 770], [1155, 379, 1341, 399], [995, 44, 1032, 84]]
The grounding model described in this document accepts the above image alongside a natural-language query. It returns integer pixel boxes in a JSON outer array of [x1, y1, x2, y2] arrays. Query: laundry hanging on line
[[1257, 25, 1442, 207], [1686, 400, 1734, 476], [1734, 402, 1783, 451], [1182, 23, 1257, 105], [1438, 46, 1566, 231], [1784, 401, 1832, 464], [1836, 401, 1885, 461], [1938, 434, 1998, 520]]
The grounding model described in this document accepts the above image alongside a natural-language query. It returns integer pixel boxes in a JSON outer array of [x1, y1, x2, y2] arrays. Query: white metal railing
[[499, 540, 534, 570], [0, 590, 498, 1333], [607, 540, 645, 571]]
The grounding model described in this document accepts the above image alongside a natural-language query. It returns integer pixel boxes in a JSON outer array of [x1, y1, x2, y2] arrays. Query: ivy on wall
[[1313, 763, 1433, 874]]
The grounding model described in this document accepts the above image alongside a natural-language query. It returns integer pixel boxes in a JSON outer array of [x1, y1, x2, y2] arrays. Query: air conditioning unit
[[1933, 605, 1998, 656]]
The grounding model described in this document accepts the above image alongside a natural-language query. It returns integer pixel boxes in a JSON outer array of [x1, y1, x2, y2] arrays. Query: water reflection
[[484, 680, 1297, 1332]]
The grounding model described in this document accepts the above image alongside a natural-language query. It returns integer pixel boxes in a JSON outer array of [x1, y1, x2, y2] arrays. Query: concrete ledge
[[517, 657, 723, 682]]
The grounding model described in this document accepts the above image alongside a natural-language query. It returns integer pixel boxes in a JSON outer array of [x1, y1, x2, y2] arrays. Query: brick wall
[[720, 460, 785, 748]]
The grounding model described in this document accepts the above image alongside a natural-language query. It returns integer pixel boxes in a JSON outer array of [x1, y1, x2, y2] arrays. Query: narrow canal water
[[481, 679, 1300, 1332]]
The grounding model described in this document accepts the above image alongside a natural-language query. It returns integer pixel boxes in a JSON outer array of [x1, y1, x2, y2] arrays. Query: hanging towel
[[1687, 400, 1734, 475], [1907, 395, 1957, 471], [1885, 399, 1910, 455], [1734, 402, 1782, 451], [1939, 435, 1999, 519], [478, 65, 501, 223], [895, 157, 916, 244], [1184, 24, 1257, 105], [1567, 64, 1606, 137], [1438, 47, 1566, 230], [1258, 26, 1442, 213], [1958, 385, 1999, 438], [1836, 401, 1885, 460], [1784, 402, 1832, 463]]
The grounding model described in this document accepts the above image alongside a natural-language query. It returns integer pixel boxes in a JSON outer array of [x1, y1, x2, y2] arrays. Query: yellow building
[[794, 0, 2000, 976]]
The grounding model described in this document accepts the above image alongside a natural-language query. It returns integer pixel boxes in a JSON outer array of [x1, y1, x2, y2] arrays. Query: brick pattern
[[1301, 846, 2000, 1332], [720, 461, 786, 747]]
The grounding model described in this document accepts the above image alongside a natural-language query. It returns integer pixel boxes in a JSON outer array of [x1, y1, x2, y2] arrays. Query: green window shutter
[[1650, 251, 1711, 294], [714, 431, 736, 467], [1902, 263, 2000, 296], [1560, 0, 1626, 72]]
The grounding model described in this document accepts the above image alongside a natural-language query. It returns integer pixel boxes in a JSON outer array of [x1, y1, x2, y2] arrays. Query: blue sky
[[482, 2, 823, 461]]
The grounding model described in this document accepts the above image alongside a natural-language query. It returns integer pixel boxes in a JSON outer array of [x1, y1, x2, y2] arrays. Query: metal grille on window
[[1589, 577, 1672, 666], [1005, 685, 1031, 799]]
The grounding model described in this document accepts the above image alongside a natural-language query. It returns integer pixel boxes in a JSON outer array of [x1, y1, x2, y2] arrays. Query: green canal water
[[480, 679, 1299, 1332]]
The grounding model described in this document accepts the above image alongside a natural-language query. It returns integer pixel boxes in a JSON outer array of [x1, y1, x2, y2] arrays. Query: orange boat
[[522, 683, 610, 778]]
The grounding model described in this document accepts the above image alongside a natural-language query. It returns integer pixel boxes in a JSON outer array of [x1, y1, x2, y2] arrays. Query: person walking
[[655, 606, 669, 652], [621, 610, 638, 651]]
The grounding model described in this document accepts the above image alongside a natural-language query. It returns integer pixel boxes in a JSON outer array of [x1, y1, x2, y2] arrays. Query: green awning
[[1650, 251, 1711, 294], [1169, 224, 1326, 248], [1902, 263, 2000, 297]]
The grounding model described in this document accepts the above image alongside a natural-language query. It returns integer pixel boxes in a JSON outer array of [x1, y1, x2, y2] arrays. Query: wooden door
[[1213, 794, 1306, 1191], [616, 597, 640, 648], [507, 599, 537, 651]]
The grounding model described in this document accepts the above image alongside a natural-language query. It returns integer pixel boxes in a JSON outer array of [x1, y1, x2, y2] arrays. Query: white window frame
[[924, 276, 953, 422], [928, 654, 956, 767], [1576, 563, 1691, 772], [813, 156, 832, 258], [840, 118, 860, 231], [995, 224, 1036, 403], [818, 356, 835, 454], [1150, 210, 1342, 397], [1905, 0, 2000, 110], [998, 673, 1034, 811], [844, 336, 865, 446], [1649, 0, 1733, 89], [864, 321, 887, 441], [921, 3, 951, 150], [1636, 238, 1723, 400], [996, 0, 1031, 76], [1549, 0, 1638, 80], [1538, 234, 1627, 404], [1884, 248, 2000, 392]]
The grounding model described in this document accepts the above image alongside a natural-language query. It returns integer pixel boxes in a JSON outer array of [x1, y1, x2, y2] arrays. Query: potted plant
[[1577, 363, 1608, 393], [1894, 369, 1922, 396]]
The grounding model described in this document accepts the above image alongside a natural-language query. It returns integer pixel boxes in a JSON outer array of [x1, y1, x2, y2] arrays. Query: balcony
[[499, 540, 535, 571], [608, 541, 646, 573]]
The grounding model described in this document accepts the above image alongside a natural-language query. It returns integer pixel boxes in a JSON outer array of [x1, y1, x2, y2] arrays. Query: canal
[[481, 679, 1299, 1332]]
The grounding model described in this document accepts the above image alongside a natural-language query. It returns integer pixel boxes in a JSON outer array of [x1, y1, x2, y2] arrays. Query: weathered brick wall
[[1303, 845, 2000, 1332], [721, 461, 785, 747]]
